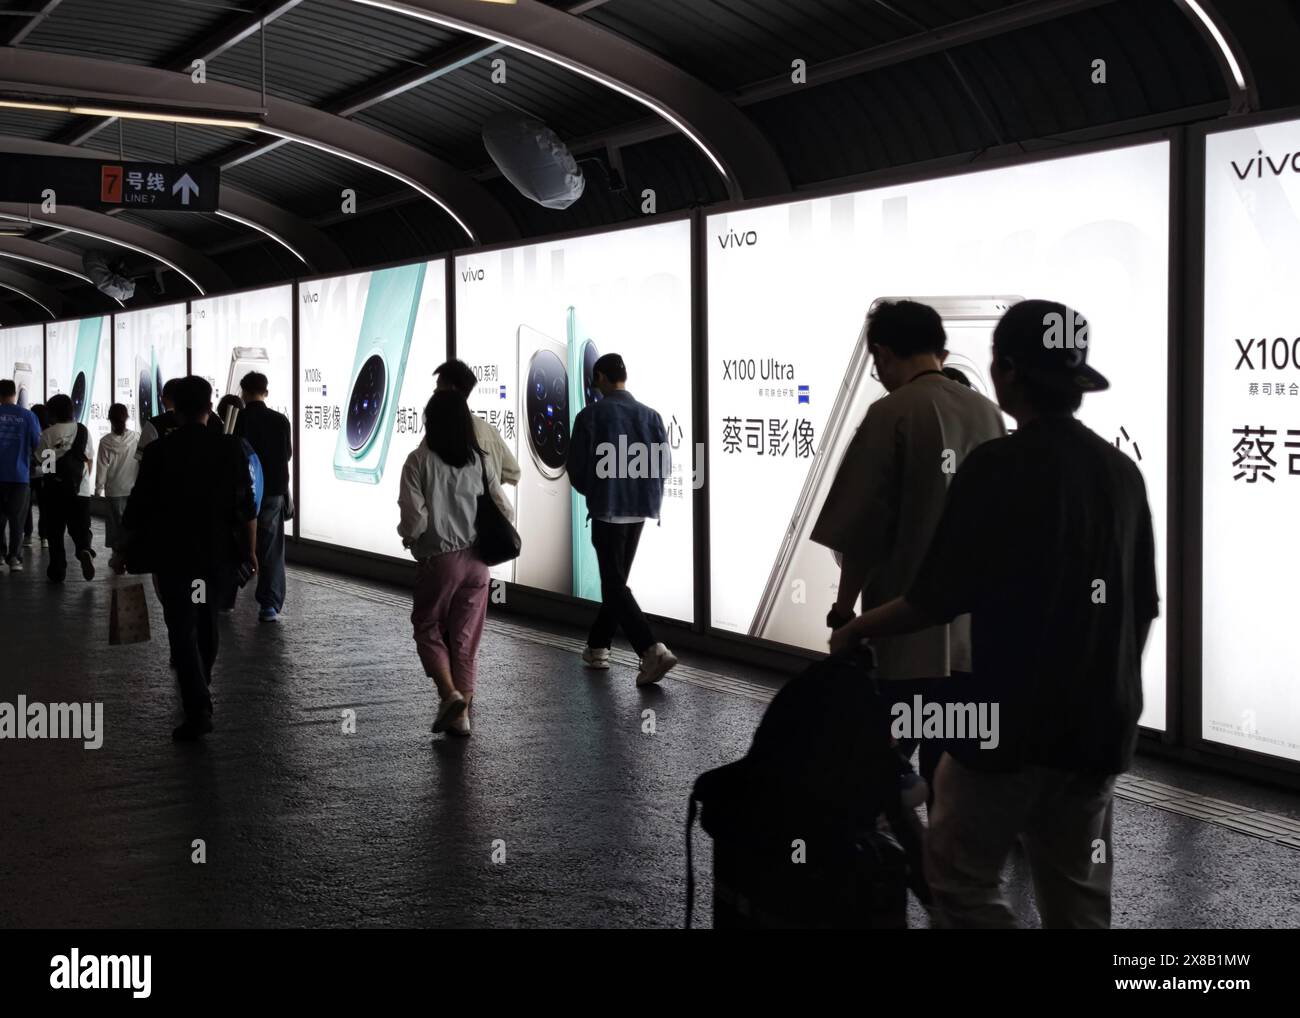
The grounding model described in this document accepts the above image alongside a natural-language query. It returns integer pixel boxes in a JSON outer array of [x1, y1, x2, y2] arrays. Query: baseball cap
[[992, 299, 1109, 393]]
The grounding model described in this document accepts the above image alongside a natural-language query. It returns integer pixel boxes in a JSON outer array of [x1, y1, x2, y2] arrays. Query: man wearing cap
[[830, 299, 1159, 929]]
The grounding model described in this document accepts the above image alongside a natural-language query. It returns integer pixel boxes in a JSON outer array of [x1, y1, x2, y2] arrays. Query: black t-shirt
[[122, 423, 256, 577], [235, 401, 292, 497], [907, 416, 1159, 775]]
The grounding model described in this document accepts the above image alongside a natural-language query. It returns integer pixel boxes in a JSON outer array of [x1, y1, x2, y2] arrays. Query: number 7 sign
[[100, 165, 123, 203]]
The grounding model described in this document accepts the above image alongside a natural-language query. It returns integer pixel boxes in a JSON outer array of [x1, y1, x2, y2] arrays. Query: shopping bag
[[109, 583, 151, 645]]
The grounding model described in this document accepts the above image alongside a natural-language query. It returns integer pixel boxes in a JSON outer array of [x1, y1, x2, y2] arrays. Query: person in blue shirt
[[0, 377, 42, 572]]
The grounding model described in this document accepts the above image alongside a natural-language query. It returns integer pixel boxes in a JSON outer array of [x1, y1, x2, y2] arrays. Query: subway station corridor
[[3, 523, 1299, 930]]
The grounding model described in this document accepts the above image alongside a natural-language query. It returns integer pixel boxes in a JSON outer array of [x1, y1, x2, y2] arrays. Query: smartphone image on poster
[[227, 346, 271, 399], [135, 350, 157, 429], [515, 324, 572, 593], [333, 262, 427, 484], [12, 362, 32, 409], [567, 307, 603, 602], [70, 318, 104, 426], [748, 295, 1019, 648]]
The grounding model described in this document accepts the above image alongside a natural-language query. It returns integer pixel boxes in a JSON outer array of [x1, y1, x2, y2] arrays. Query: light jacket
[[96, 430, 140, 497], [397, 443, 514, 561], [812, 372, 1006, 681], [566, 389, 669, 521]]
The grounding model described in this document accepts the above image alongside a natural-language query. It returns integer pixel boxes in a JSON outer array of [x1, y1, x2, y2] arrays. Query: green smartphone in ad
[[70, 317, 105, 426], [333, 262, 428, 484], [567, 307, 603, 602]]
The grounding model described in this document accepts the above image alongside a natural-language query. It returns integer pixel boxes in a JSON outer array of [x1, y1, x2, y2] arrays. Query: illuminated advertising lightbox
[[297, 261, 446, 559], [0, 325, 43, 409], [113, 304, 187, 432], [46, 316, 112, 451], [707, 142, 1170, 729], [191, 284, 293, 420], [1202, 118, 1300, 762], [454, 219, 693, 622]]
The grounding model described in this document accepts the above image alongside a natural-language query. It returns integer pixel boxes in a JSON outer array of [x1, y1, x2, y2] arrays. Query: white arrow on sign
[[172, 173, 200, 206]]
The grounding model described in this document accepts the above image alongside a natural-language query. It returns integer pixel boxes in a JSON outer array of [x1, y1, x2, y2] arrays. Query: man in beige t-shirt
[[812, 300, 1004, 792]]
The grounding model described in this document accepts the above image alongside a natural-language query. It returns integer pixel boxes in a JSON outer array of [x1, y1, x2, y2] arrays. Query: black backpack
[[48, 424, 90, 493], [685, 647, 910, 929]]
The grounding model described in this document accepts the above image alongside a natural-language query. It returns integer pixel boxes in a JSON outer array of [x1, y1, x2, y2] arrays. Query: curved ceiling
[[0, 0, 1293, 325]]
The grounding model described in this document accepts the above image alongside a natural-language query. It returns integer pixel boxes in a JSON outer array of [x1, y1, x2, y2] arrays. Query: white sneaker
[[7, 558, 22, 573], [431, 690, 466, 733], [40, 538, 47, 549], [635, 643, 678, 687], [581, 646, 611, 670]]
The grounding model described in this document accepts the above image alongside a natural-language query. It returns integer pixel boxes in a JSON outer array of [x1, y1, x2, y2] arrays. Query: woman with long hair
[[398, 389, 513, 737]]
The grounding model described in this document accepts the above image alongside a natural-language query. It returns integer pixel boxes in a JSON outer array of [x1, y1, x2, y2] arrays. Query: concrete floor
[[2, 524, 1299, 929]]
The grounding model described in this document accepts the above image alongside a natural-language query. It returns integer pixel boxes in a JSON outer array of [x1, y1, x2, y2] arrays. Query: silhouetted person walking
[[0, 378, 41, 573], [235, 371, 291, 623], [35, 394, 96, 583], [113, 376, 257, 741], [831, 300, 1158, 929], [566, 353, 677, 686]]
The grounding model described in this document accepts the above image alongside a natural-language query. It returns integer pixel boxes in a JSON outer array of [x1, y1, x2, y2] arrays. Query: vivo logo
[[716, 230, 758, 249], [1232, 150, 1300, 179], [301, 291, 319, 304], [461, 269, 485, 282]]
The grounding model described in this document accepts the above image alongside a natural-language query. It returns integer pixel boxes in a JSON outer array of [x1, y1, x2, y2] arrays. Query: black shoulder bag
[[474, 455, 521, 566]]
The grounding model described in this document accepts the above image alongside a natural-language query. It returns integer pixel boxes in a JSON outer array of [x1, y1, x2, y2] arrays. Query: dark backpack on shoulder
[[685, 647, 909, 929], [49, 424, 90, 493]]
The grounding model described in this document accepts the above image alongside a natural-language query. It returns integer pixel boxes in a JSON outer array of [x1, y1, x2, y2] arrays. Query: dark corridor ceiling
[[0, 0, 1292, 324]]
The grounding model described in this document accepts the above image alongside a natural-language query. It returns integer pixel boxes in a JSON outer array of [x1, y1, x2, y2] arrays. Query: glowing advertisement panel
[[1202, 119, 1300, 762], [45, 315, 112, 452], [708, 142, 1169, 729], [454, 219, 693, 622], [297, 261, 446, 560], [191, 284, 293, 420], [0, 325, 43, 409], [113, 304, 187, 432]]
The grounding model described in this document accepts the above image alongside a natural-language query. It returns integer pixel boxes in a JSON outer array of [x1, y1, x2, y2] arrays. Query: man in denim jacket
[[566, 353, 677, 686]]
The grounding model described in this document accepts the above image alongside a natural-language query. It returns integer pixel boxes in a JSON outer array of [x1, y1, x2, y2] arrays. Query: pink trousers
[[410, 548, 490, 694]]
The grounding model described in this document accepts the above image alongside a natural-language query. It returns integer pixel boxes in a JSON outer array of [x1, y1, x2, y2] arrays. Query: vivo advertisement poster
[[297, 262, 446, 559], [191, 284, 293, 419], [113, 304, 187, 432], [707, 141, 1170, 730], [0, 324, 43, 409], [45, 315, 112, 448], [454, 219, 694, 623], [1202, 118, 1300, 763]]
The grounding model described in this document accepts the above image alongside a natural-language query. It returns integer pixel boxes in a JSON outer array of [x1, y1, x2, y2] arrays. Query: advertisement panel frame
[[1184, 105, 1300, 779], [701, 127, 1183, 743]]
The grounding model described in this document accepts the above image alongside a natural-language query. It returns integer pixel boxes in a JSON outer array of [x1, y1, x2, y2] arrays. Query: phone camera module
[[582, 340, 601, 406], [138, 370, 153, 426], [345, 353, 387, 454], [70, 372, 86, 421], [525, 349, 568, 472]]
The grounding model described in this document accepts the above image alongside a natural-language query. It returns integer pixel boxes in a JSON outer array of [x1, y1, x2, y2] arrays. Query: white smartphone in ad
[[515, 324, 572, 593], [748, 295, 1019, 648], [12, 362, 32, 409]]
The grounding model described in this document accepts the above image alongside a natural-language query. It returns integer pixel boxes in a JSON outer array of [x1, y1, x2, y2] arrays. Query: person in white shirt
[[96, 403, 140, 553], [398, 389, 513, 738], [34, 393, 97, 582]]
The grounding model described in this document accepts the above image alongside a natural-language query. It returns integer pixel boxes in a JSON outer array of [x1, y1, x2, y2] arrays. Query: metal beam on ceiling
[[349, 0, 790, 201], [1, 0, 63, 48], [0, 201, 230, 295], [53, 0, 306, 148], [0, 47, 518, 244], [0, 260, 65, 318], [205, 0, 614, 174]]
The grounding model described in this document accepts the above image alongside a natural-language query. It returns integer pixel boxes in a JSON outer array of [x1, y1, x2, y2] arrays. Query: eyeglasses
[[868, 350, 880, 382]]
